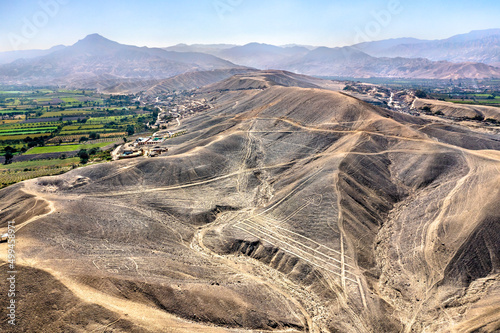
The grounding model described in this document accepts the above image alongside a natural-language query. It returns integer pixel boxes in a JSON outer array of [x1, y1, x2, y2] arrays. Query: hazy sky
[[0, 0, 499, 52]]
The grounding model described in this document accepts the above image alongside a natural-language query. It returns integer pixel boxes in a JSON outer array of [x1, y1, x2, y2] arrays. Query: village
[[115, 92, 209, 160], [115, 136, 168, 160], [134, 91, 212, 130]]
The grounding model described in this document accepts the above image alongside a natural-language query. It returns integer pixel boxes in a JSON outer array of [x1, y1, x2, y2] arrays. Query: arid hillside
[[1, 72, 499, 332], [414, 98, 500, 122]]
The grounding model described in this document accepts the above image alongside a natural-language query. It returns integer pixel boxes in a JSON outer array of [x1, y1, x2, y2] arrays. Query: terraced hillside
[[1, 72, 499, 332]]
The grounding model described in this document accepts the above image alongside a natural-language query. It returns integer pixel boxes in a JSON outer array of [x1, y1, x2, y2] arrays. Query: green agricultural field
[[62, 124, 105, 130], [0, 147, 112, 189], [4, 99, 21, 106], [0, 166, 74, 189], [469, 94, 500, 98], [0, 119, 23, 125], [87, 115, 136, 124], [41, 110, 94, 117], [448, 100, 500, 106], [0, 126, 57, 132], [0, 142, 24, 151], [49, 132, 127, 143], [0, 126, 56, 133], [59, 129, 118, 135], [0, 157, 80, 171], [60, 97, 80, 103], [26, 141, 112, 154], [473, 101, 500, 105], [0, 130, 56, 137], [2, 121, 60, 127], [0, 129, 57, 135], [0, 133, 48, 141], [0, 110, 26, 114]]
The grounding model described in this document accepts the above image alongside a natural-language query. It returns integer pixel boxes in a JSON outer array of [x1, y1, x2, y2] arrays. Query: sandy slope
[[414, 98, 500, 122], [0, 73, 499, 332]]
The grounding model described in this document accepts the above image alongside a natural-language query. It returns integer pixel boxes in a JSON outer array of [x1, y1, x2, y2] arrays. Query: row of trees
[[2, 146, 16, 164], [77, 147, 107, 164]]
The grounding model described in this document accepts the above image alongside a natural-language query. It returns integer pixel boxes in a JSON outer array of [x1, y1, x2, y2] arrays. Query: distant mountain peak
[[445, 29, 500, 43], [83, 33, 107, 40], [468, 28, 500, 34], [240, 42, 281, 48], [69, 34, 122, 54], [74, 34, 118, 47]]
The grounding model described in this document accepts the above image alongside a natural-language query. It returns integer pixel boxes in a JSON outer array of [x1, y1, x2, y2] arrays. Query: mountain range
[[0, 34, 243, 86], [0, 45, 66, 65], [1, 29, 500, 88], [352, 29, 500, 67]]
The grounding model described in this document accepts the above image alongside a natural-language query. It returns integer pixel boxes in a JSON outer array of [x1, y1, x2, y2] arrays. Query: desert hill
[[198, 70, 346, 92], [98, 68, 257, 94], [1, 71, 499, 332], [414, 98, 500, 122]]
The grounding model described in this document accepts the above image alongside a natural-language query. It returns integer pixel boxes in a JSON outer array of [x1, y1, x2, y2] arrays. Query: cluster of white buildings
[[134, 136, 167, 146]]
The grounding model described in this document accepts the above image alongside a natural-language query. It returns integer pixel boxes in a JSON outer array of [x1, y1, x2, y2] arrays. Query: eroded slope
[[1, 73, 499, 332]]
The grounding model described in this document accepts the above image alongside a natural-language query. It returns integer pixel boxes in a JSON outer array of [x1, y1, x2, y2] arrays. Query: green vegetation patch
[[0, 126, 57, 133], [0, 130, 55, 137], [26, 141, 111, 154], [41, 110, 94, 117], [0, 168, 72, 188], [0, 157, 80, 170], [88, 116, 135, 124], [62, 124, 105, 130], [60, 129, 119, 135], [1, 121, 59, 128], [0, 110, 26, 114], [0, 133, 48, 141], [60, 97, 80, 103], [448, 100, 500, 106]]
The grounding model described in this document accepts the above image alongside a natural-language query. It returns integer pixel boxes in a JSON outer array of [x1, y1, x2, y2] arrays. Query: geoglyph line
[[241, 216, 358, 272], [257, 214, 355, 261], [233, 222, 359, 284], [240, 219, 359, 279]]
